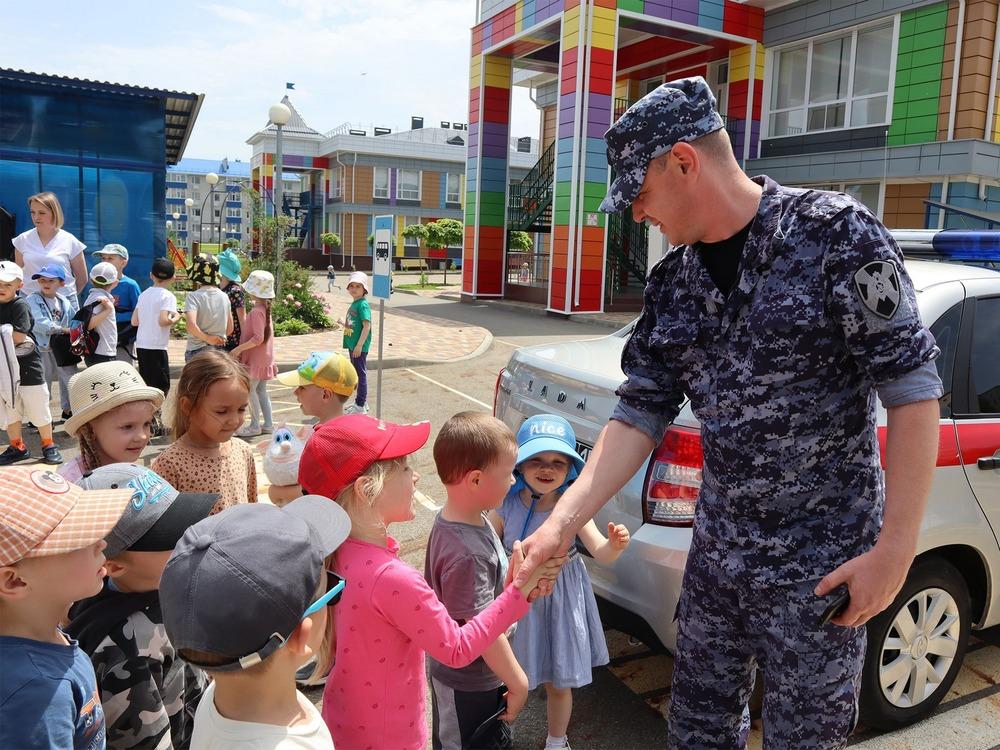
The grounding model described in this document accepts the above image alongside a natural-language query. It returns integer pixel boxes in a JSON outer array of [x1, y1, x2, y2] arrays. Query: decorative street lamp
[[268, 101, 292, 293], [199, 172, 222, 247]]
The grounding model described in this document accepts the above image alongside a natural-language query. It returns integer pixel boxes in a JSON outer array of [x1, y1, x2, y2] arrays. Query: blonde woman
[[12, 192, 88, 304]]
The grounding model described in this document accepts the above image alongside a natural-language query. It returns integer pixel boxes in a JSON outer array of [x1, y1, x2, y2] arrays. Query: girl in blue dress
[[490, 414, 630, 750]]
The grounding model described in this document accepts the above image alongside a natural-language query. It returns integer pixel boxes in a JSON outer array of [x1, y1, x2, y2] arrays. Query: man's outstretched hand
[[510, 519, 567, 601]]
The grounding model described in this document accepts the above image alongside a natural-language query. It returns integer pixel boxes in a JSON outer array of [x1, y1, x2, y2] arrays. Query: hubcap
[[879, 587, 960, 709]]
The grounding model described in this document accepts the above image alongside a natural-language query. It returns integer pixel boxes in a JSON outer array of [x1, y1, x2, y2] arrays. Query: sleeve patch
[[853, 260, 900, 320]]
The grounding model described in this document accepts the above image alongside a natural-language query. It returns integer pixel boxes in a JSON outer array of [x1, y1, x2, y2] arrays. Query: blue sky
[[5, 0, 540, 160]]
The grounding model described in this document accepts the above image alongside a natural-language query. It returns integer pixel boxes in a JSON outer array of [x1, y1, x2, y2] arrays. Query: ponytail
[[262, 298, 272, 344]]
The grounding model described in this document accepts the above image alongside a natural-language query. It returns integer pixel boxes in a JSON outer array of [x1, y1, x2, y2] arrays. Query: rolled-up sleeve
[[824, 208, 942, 401], [612, 259, 686, 444]]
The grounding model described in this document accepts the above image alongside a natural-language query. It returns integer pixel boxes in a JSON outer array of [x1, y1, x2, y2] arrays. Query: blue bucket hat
[[515, 414, 585, 475], [217, 249, 242, 282], [600, 76, 724, 214]]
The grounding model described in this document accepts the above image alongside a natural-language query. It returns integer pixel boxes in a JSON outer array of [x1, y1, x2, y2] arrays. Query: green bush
[[274, 318, 310, 336], [245, 256, 334, 331], [172, 314, 187, 339]]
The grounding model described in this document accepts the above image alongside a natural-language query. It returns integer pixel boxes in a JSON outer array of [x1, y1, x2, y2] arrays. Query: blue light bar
[[892, 230, 1000, 262]]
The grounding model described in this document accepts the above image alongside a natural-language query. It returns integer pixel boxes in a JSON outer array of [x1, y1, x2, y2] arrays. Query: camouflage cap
[[600, 76, 724, 214]]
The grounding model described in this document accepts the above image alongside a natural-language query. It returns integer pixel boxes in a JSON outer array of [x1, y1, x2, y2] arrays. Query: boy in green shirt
[[342, 271, 372, 414]]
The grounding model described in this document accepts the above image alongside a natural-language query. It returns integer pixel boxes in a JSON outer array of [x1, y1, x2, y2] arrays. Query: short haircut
[[434, 411, 517, 485], [691, 128, 735, 165], [28, 192, 64, 229], [178, 647, 274, 676]]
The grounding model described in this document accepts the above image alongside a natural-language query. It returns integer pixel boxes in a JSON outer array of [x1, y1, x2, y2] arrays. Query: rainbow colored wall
[[464, 0, 764, 312]]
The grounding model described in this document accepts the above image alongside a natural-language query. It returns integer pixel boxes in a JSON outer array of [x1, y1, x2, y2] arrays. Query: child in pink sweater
[[298, 415, 558, 750]]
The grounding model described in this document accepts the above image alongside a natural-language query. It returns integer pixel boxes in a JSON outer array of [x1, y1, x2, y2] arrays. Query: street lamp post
[[183, 198, 194, 255], [268, 102, 292, 294], [199, 172, 221, 247]]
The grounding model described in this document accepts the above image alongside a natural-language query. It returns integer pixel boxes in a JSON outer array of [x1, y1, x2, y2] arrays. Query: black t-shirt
[[696, 220, 753, 297], [0, 297, 45, 386]]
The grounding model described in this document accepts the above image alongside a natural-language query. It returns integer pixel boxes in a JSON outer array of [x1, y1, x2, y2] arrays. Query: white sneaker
[[344, 403, 370, 415], [236, 425, 262, 437], [544, 739, 571, 750]]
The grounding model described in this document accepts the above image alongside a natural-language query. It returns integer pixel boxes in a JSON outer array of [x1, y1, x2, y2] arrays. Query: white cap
[[90, 262, 119, 285], [0, 261, 24, 283], [347, 271, 370, 294]]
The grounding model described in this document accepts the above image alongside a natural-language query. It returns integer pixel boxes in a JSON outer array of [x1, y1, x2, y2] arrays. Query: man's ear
[[0, 565, 29, 600], [104, 559, 129, 581], [671, 142, 698, 176]]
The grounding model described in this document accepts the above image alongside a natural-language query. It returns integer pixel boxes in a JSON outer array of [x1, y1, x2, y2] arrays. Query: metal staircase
[[508, 142, 555, 233], [606, 203, 648, 296]]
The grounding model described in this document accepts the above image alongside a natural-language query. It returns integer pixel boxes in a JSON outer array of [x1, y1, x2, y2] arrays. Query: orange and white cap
[[0, 468, 131, 566]]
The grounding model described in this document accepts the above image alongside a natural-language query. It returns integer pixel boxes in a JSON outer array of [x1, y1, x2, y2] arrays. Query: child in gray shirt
[[184, 254, 233, 362], [424, 412, 527, 750]]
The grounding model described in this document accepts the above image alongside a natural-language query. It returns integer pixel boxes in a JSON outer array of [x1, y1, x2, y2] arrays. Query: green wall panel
[[888, 2, 947, 146]]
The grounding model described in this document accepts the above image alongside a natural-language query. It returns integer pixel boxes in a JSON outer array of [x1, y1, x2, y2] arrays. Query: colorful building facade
[[466, 0, 1000, 313], [246, 98, 537, 269]]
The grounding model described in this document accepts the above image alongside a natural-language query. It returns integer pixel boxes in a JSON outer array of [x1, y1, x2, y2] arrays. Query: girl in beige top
[[152, 350, 257, 513]]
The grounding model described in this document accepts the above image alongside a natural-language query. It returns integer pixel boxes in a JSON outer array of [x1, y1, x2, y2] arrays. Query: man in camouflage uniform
[[515, 77, 943, 748], [68, 465, 218, 749]]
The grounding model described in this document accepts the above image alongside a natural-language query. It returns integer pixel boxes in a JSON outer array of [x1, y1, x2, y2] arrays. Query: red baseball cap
[[299, 414, 431, 499]]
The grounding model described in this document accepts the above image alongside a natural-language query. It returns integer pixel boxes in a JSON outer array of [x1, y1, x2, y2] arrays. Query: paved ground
[[8, 287, 1000, 749]]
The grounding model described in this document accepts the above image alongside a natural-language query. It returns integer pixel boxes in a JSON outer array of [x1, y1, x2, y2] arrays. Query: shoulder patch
[[853, 260, 900, 319], [795, 189, 855, 224]]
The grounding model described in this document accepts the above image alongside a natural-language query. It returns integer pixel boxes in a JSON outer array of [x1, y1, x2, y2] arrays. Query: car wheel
[[859, 557, 970, 730]]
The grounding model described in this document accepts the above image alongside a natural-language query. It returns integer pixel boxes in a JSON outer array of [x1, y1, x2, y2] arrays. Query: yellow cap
[[276, 351, 358, 396]]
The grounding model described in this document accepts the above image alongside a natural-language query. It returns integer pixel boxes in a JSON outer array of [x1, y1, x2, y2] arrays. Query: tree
[[320, 232, 341, 249], [401, 223, 428, 244], [223, 238, 240, 250], [425, 219, 463, 252], [508, 230, 534, 252]]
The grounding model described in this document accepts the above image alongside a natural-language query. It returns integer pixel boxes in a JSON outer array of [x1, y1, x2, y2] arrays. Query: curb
[[466, 298, 629, 331], [166, 330, 494, 378]]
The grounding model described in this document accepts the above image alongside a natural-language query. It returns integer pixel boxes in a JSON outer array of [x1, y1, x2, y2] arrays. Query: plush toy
[[260, 424, 309, 487]]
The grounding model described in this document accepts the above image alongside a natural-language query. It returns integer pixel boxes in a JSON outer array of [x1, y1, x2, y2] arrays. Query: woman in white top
[[12, 192, 88, 305]]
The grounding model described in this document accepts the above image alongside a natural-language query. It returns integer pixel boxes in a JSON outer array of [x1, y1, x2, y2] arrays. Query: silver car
[[494, 247, 1000, 730]]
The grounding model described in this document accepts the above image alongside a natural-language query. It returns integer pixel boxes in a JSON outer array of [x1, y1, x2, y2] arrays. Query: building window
[[446, 173, 461, 203], [227, 207, 241, 218], [374, 167, 389, 199], [397, 170, 420, 201], [404, 217, 419, 247], [333, 165, 345, 199], [768, 21, 894, 137]]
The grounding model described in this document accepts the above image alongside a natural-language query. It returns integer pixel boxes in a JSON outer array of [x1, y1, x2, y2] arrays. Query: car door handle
[[978, 457, 1000, 471]]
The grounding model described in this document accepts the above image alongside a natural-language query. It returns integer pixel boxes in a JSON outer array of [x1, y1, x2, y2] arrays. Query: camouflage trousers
[[667, 540, 865, 749]]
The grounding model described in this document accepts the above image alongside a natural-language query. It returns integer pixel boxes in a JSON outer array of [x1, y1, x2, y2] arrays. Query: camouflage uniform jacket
[[613, 175, 943, 586], [68, 583, 207, 749]]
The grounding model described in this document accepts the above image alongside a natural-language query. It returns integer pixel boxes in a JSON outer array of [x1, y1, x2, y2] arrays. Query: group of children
[[0, 329, 630, 749]]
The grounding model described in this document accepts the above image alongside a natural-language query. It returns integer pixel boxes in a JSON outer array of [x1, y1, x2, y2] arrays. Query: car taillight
[[493, 368, 506, 416], [642, 425, 703, 527]]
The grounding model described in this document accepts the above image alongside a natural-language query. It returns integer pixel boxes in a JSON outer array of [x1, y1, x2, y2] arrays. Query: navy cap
[[160, 496, 350, 672], [600, 76, 724, 214]]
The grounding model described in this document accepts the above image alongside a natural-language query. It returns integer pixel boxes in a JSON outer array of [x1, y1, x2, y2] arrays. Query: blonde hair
[[332, 458, 403, 539], [28, 192, 64, 229], [434, 411, 516, 485], [304, 566, 336, 684], [172, 350, 250, 439], [76, 400, 158, 472]]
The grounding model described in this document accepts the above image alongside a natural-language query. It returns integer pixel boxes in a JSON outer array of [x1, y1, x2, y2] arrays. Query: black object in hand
[[818, 589, 851, 626]]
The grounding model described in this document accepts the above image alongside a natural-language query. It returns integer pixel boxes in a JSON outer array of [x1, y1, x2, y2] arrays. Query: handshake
[[506, 540, 565, 601]]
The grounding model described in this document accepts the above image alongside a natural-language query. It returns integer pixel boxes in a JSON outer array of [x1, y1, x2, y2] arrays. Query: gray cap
[[160, 496, 351, 672], [600, 76, 724, 214], [80, 464, 218, 559]]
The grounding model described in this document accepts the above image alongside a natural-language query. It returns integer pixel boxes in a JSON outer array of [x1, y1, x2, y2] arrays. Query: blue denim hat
[[600, 76, 724, 214]]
